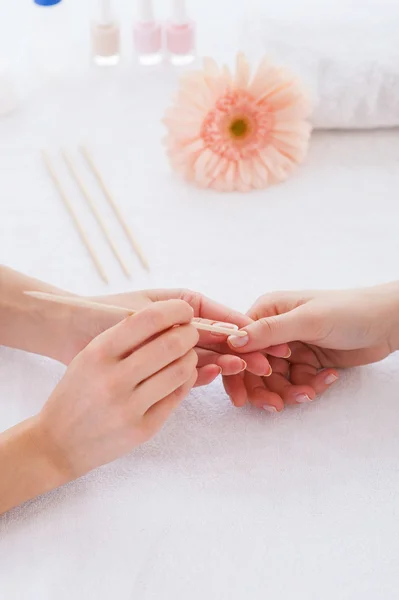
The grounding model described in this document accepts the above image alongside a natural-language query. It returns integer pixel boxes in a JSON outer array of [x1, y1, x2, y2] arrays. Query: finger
[[244, 372, 284, 412], [134, 349, 198, 412], [126, 324, 198, 385], [288, 342, 321, 368], [196, 348, 247, 376], [148, 289, 253, 329], [195, 365, 222, 387], [228, 305, 316, 353], [247, 291, 310, 320], [94, 300, 194, 359], [290, 364, 339, 396], [266, 372, 315, 406], [265, 344, 291, 359], [144, 369, 198, 433], [198, 341, 271, 376], [268, 356, 290, 378], [222, 373, 247, 407]]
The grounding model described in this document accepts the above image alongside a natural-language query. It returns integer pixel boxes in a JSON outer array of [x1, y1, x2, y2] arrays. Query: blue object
[[33, 0, 62, 6]]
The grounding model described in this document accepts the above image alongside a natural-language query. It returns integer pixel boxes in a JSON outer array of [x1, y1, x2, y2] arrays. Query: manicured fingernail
[[284, 347, 291, 359], [228, 333, 249, 348], [214, 322, 238, 330], [263, 405, 278, 413], [295, 394, 312, 404], [239, 360, 247, 372], [211, 322, 239, 336], [325, 373, 338, 385], [264, 366, 272, 377], [217, 367, 223, 375]]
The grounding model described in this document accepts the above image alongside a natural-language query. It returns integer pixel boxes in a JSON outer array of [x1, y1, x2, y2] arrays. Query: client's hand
[[62, 288, 290, 387], [224, 284, 399, 412]]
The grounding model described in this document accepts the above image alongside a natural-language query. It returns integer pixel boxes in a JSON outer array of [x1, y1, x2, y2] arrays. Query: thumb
[[228, 306, 315, 352]]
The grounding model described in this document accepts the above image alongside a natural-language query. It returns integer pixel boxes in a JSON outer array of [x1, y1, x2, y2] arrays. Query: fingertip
[[195, 365, 220, 387], [227, 331, 249, 349]]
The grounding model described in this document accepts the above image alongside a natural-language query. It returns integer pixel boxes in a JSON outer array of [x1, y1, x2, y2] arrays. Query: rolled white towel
[[240, 0, 399, 129]]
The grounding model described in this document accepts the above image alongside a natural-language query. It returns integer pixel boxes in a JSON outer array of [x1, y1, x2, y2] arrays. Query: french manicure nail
[[295, 394, 312, 404], [217, 367, 223, 375], [239, 360, 247, 372], [214, 322, 238, 330], [228, 333, 249, 348], [325, 373, 338, 385], [264, 366, 272, 377], [263, 405, 278, 413], [284, 348, 292, 359], [209, 322, 239, 337]]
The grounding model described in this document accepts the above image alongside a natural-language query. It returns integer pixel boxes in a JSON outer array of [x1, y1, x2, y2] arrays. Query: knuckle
[[172, 298, 194, 321], [174, 352, 197, 382], [85, 338, 108, 364], [163, 330, 186, 356], [187, 348, 199, 369], [180, 288, 200, 311], [258, 315, 278, 334], [144, 305, 168, 331]]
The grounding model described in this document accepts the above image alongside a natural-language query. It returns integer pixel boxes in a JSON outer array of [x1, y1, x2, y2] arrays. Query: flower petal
[[238, 159, 252, 187], [203, 57, 220, 78], [234, 53, 251, 89]]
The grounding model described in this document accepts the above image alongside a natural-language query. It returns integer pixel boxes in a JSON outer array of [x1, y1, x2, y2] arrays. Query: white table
[[1, 2, 399, 599]]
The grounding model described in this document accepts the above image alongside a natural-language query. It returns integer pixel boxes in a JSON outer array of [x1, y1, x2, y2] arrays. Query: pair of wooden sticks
[[25, 291, 247, 337], [42, 146, 149, 283]]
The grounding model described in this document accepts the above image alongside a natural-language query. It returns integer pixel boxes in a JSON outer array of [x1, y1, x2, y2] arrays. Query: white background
[[0, 1, 399, 599]]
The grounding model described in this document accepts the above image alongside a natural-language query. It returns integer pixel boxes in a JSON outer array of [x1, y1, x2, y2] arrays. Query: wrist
[[0, 416, 69, 515], [0, 265, 76, 363]]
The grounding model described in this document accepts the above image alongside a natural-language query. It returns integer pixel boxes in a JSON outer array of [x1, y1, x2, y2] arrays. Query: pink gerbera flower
[[163, 54, 312, 192]]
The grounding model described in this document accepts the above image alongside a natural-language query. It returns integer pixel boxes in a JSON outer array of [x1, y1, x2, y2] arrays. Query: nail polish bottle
[[91, 0, 120, 66], [133, 0, 162, 66], [165, 0, 196, 66]]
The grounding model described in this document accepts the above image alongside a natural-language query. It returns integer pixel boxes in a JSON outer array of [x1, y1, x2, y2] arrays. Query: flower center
[[200, 90, 275, 161], [229, 118, 249, 138]]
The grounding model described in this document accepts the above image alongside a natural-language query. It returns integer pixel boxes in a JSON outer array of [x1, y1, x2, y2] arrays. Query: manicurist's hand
[[224, 284, 399, 412], [0, 300, 199, 514], [65, 288, 291, 385]]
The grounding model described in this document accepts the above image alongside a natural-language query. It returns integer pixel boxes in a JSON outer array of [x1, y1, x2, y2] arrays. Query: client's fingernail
[[325, 373, 338, 385], [211, 322, 239, 336], [217, 367, 223, 375], [264, 366, 272, 377], [263, 405, 278, 413], [295, 394, 312, 404], [239, 360, 247, 372], [284, 347, 292, 359], [228, 333, 249, 348]]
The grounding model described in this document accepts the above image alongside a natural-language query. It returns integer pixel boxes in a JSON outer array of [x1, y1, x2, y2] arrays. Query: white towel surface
[[240, 0, 399, 129], [1, 1, 399, 598]]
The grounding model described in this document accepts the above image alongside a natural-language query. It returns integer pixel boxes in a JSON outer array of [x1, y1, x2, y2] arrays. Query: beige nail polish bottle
[[91, 0, 120, 66]]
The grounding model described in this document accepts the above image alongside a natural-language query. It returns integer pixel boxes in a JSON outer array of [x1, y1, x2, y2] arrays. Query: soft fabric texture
[[1, 127, 399, 599], [1, 1, 399, 598], [240, 0, 399, 129]]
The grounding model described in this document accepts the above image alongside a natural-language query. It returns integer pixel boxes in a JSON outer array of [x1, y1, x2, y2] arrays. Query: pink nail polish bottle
[[165, 0, 196, 66], [133, 0, 162, 66]]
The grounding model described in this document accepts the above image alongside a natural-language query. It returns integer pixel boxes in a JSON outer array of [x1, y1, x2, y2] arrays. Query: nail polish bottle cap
[[33, 0, 62, 6], [95, 0, 115, 26], [137, 0, 155, 23], [171, 0, 190, 25]]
